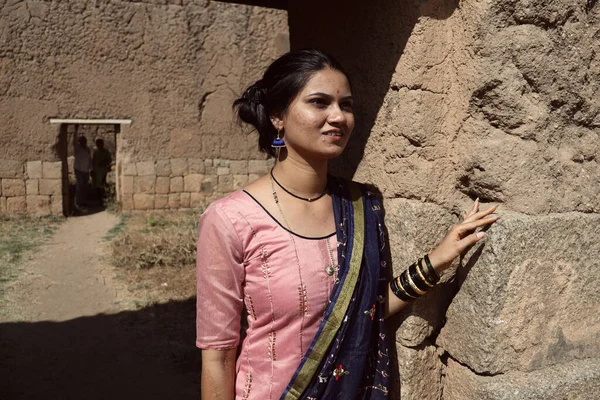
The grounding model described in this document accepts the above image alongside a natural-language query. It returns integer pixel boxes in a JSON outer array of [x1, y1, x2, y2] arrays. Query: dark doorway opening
[[51, 119, 130, 216]]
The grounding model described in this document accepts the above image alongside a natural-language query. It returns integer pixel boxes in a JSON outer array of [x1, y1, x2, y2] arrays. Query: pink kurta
[[196, 189, 338, 400]]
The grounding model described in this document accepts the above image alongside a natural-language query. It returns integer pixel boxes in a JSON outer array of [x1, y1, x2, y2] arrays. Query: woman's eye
[[309, 98, 328, 107], [341, 102, 354, 111]]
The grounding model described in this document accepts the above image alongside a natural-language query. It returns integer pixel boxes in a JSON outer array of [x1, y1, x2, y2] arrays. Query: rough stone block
[[204, 159, 213, 167], [133, 194, 154, 210], [230, 160, 248, 175], [27, 195, 51, 215], [171, 158, 188, 176], [7, 196, 26, 213], [443, 357, 600, 400], [184, 174, 203, 192], [383, 198, 457, 347], [168, 193, 181, 209], [217, 175, 233, 193], [42, 162, 62, 179], [0, 159, 23, 178], [155, 177, 170, 194], [180, 192, 191, 208], [154, 194, 169, 209], [248, 173, 261, 183], [201, 176, 217, 194], [170, 177, 184, 193], [26, 161, 42, 179], [121, 195, 134, 211], [396, 344, 443, 400], [248, 159, 270, 175], [233, 174, 249, 190], [26, 179, 39, 195], [190, 193, 205, 208], [2, 179, 26, 197], [214, 159, 230, 167], [437, 212, 600, 375], [135, 176, 156, 194], [50, 195, 62, 215], [121, 176, 134, 194], [155, 160, 171, 177], [188, 158, 205, 174], [39, 179, 62, 196], [217, 167, 230, 176], [122, 163, 137, 176], [136, 161, 155, 176], [0, 197, 5, 212]]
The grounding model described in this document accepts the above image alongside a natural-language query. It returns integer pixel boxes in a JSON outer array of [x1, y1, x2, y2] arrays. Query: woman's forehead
[[301, 68, 352, 96]]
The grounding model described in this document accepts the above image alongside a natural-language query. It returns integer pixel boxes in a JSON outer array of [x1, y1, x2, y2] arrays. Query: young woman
[[196, 49, 498, 400]]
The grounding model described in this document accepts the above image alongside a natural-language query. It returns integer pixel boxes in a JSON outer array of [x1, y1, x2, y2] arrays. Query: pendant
[[326, 265, 335, 276]]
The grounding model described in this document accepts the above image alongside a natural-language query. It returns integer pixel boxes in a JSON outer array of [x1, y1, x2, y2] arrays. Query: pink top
[[196, 189, 338, 400]]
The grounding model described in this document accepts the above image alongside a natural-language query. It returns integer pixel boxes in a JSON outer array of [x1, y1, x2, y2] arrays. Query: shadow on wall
[[0, 298, 200, 400], [288, 0, 459, 178]]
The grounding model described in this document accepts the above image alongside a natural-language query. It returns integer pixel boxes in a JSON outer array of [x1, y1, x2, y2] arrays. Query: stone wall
[[1, 0, 288, 215], [118, 157, 273, 211], [0, 159, 63, 215], [288, 0, 599, 399]]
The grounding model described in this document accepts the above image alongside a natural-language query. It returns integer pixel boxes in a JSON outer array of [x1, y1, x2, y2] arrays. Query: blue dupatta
[[281, 178, 391, 399]]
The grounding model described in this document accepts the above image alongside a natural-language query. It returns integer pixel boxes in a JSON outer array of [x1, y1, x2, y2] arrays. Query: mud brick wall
[[1, 0, 288, 215], [118, 158, 273, 211], [0, 159, 63, 215]]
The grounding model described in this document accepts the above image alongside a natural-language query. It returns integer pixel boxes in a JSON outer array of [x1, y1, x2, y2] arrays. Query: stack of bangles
[[390, 254, 440, 301]]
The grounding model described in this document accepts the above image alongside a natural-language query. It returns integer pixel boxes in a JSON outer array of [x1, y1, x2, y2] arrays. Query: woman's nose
[[328, 103, 346, 124]]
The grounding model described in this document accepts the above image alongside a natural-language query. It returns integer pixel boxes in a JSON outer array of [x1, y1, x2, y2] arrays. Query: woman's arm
[[201, 348, 237, 400], [385, 199, 499, 318]]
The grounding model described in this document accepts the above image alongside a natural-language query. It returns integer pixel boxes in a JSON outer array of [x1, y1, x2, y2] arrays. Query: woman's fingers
[[457, 215, 499, 235], [462, 204, 498, 224], [463, 198, 480, 221], [459, 231, 487, 251]]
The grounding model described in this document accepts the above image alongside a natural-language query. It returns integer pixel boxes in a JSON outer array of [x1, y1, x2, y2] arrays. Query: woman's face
[[273, 68, 354, 162]]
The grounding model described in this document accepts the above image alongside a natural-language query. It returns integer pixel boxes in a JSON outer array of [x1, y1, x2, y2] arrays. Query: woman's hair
[[233, 49, 348, 157]]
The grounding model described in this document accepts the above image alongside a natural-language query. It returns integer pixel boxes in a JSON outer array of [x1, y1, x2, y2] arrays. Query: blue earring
[[271, 130, 285, 148]]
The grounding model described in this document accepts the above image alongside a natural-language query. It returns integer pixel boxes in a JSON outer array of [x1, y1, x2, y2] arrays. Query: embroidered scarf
[[281, 178, 391, 399]]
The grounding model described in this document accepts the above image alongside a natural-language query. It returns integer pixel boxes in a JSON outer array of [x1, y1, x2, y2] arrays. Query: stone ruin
[[2, 0, 599, 399]]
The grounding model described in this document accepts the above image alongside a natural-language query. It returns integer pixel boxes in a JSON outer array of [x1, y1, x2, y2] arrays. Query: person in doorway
[[74, 135, 92, 210], [196, 49, 500, 399], [92, 138, 112, 202]]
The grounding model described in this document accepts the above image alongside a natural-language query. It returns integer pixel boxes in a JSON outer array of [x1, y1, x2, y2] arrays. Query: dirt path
[[4, 211, 128, 321], [0, 211, 199, 400]]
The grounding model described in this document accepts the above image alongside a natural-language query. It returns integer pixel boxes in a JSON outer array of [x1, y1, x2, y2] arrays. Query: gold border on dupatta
[[284, 183, 364, 400]]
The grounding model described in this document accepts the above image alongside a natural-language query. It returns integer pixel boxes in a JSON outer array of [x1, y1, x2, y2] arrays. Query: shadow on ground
[[0, 298, 200, 400]]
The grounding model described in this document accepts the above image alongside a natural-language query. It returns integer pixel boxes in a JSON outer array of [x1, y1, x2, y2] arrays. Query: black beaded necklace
[[270, 169, 327, 202]]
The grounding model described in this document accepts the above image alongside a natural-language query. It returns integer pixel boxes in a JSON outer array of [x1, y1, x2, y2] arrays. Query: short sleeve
[[196, 202, 245, 350]]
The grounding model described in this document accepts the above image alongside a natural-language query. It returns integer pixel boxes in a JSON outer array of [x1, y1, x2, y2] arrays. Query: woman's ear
[[270, 115, 284, 132]]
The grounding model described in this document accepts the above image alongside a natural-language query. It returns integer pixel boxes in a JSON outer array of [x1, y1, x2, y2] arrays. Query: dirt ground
[[0, 211, 200, 400]]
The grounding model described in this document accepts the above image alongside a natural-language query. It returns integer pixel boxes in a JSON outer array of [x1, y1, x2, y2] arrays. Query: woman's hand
[[427, 199, 499, 274]]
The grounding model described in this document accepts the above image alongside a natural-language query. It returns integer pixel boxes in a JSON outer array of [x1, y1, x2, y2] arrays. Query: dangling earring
[[271, 129, 285, 148]]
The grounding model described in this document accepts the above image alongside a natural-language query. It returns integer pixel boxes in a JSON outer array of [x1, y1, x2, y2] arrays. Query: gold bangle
[[405, 269, 427, 295], [417, 259, 435, 288], [396, 275, 417, 299]]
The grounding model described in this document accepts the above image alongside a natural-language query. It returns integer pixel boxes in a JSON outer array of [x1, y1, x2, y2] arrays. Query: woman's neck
[[272, 157, 328, 197]]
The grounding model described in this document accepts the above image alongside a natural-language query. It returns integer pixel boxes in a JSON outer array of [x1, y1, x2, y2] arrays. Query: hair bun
[[246, 81, 265, 105]]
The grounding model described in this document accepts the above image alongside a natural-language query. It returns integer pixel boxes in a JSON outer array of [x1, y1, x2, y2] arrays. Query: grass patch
[[0, 214, 62, 298], [103, 214, 130, 241], [106, 209, 203, 306]]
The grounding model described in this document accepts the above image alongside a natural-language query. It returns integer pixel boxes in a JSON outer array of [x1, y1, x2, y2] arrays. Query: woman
[[196, 49, 498, 400]]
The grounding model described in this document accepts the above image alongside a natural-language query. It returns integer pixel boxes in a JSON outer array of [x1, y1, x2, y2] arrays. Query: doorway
[[50, 119, 131, 216]]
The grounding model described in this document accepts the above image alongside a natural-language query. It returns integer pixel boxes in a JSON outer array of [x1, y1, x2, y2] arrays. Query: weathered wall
[[0, 0, 288, 214], [289, 0, 599, 398]]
